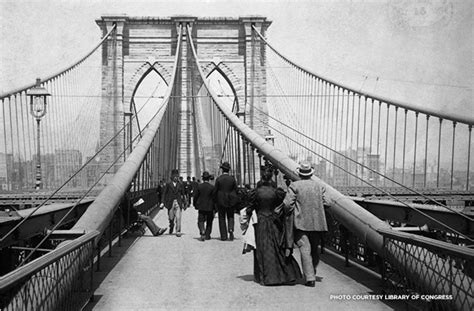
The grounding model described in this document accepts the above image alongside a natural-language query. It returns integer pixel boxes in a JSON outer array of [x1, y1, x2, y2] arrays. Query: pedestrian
[[283, 161, 328, 287], [185, 176, 193, 207], [214, 161, 239, 241], [193, 171, 215, 241], [191, 177, 199, 200], [122, 184, 167, 236], [131, 197, 167, 236], [161, 169, 186, 237], [241, 166, 301, 286]]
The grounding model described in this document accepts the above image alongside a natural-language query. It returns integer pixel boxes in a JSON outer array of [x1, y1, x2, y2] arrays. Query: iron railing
[[0, 231, 98, 311], [379, 228, 474, 311]]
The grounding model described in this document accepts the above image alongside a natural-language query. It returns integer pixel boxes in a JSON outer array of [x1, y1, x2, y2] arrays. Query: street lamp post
[[27, 78, 50, 190]]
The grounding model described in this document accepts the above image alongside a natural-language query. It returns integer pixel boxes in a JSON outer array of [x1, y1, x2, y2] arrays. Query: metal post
[[96, 242, 101, 272], [35, 118, 42, 190]]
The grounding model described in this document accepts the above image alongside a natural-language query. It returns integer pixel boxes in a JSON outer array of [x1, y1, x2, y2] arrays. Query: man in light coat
[[283, 161, 328, 287], [161, 169, 186, 237]]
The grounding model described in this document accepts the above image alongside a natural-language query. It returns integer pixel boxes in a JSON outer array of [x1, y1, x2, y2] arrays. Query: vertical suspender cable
[[467, 125, 472, 191], [361, 96, 367, 179], [369, 98, 374, 155], [402, 109, 408, 185], [355, 95, 361, 183], [349, 93, 355, 185], [392, 107, 399, 183], [423, 115, 430, 188], [19, 94, 28, 187], [412, 112, 419, 188], [436, 119, 443, 188], [450, 122, 456, 190], [384, 104, 390, 186]]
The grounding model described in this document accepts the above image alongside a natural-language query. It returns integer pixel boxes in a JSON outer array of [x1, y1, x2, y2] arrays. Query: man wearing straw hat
[[283, 161, 328, 287]]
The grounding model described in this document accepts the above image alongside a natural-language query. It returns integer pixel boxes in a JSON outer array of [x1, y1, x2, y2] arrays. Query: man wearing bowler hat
[[283, 161, 328, 287], [193, 171, 215, 241], [214, 161, 238, 241], [161, 169, 186, 237]]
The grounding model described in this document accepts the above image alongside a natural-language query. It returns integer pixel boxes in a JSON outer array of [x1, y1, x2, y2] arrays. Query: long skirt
[[253, 213, 302, 285]]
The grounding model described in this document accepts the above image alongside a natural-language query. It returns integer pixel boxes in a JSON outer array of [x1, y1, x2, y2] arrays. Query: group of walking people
[[240, 161, 328, 287], [155, 162, 239, 242], [193, 161, 239, 241], [132, 159, 328, 288]]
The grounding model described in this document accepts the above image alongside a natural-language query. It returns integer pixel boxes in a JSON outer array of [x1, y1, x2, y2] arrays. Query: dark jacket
[[162, 181, 185, 209], [193, 181, 215, 212], [213, 173, 238, 208]]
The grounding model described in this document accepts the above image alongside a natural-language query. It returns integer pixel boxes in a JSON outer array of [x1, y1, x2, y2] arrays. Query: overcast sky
[[1, 0, 472, 117]]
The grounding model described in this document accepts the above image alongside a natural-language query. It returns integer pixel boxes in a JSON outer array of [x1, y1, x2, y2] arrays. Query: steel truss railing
[[252, 26, 473, 192], [187, 25, 473, 311]]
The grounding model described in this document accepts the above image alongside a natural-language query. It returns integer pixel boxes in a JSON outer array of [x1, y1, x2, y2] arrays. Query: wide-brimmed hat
[[296, 162, 314, 177], [220, 161, 231, 171], [202, 171, 211, 180], [171, 169, 179, 176]]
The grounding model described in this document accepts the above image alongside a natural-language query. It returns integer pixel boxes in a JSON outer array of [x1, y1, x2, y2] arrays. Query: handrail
[[378, 228, 474, 260], [0, 24, 117, 100], [71, 25, 183, 243], [0, 230, 99, 291], [252, 26, 473, 126]]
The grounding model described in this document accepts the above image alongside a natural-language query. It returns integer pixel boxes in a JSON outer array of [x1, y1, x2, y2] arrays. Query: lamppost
[[27, 78, 50, 190]]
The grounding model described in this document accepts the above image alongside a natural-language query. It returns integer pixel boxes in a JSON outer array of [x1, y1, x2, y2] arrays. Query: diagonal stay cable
[[0, 81, 165, 243], [18, 98, 169, 265], [253, 104, 473, 222], [253, 113, 474, 243]]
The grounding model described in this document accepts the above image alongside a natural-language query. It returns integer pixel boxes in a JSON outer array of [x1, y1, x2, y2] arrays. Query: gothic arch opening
[[130, 67, 168, 133], [194, 67, 238, 175], [205, 67, 239, 112]]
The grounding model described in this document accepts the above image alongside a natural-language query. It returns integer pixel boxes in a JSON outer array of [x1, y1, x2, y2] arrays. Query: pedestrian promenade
[[85, 207, 402, 311]]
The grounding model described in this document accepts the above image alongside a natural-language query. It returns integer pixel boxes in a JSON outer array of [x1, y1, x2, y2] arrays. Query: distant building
[[366, 154, 380, 184], [0, 153, 12, 191], [85, 156, 101, 188], [55, 149, 83, 188]]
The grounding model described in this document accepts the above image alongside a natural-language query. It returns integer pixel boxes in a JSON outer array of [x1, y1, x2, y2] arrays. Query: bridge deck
[[85, 208, 401, 311]]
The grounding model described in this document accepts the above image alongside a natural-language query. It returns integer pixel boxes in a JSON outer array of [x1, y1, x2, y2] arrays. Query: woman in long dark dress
[[244, 169, 302, 286]]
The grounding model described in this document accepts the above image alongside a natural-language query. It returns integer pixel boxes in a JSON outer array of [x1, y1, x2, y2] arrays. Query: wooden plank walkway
[[85, 208, 402, 310]]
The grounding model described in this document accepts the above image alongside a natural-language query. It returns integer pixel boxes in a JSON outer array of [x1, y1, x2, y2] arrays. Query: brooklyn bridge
[[0, 14, 472, 311]]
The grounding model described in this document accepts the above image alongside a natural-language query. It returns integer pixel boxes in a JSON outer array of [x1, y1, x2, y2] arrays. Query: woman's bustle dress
[[248, 182, 302, 285]]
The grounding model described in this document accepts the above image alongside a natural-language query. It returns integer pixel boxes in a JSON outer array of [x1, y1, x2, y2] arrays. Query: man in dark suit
[[193, 171, 215, 241], [214, 161, 238, 241], [161, 169, 186, 237]]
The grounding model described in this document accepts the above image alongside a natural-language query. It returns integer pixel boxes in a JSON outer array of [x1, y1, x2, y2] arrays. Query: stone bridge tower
[[96, 15, 271, 180]]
